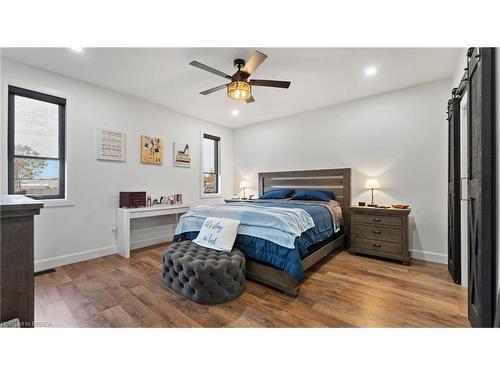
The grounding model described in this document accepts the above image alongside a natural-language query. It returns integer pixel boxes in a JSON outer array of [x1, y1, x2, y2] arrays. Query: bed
[[174, 168, 351, 296]]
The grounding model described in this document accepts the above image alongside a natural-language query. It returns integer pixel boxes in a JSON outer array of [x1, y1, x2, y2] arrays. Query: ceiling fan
[[189, 50, 291, 103]]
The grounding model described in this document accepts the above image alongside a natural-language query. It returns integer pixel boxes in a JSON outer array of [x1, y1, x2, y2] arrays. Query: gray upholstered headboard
[[258, 168, 351, 209]]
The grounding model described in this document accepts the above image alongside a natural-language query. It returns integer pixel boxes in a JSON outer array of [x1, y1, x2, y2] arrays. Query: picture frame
[[96, 128, 126, 162], [141, 135, 163, 165], [173, 142, 191, 167]]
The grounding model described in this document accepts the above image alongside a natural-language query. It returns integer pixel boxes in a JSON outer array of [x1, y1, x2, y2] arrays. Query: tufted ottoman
[[162, 241, 246, 304]]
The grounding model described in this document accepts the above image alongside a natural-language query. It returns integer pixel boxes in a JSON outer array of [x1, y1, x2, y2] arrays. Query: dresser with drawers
[[349, 205, 411, 265], [1, 195, 43, 327]]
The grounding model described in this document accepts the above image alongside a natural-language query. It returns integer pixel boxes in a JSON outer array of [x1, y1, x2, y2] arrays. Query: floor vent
[[34, 269, 56, 277]]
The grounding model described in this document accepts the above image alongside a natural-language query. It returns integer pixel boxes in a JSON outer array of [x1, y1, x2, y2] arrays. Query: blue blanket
[[173, 201, 336, 281]]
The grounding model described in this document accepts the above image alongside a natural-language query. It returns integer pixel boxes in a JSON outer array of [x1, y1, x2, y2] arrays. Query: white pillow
[[193, 217, 240, 252]]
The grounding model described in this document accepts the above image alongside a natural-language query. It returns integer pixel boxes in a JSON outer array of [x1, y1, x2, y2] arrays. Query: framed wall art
[[173, 142, 191, 167], [97, 128, 126, 162], [141, 135, 163, 165]]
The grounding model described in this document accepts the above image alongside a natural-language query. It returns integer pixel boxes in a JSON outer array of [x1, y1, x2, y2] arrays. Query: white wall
[[233, 79, 451, 263], [0, 58, 234, 271]]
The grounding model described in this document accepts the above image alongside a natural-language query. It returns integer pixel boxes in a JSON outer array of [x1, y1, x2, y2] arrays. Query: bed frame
[[244, 168, 351, 297]]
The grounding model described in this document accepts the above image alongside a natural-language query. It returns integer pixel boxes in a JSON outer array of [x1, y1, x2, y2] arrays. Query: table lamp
[[364, 179, 380, 207], [240, 180, 249, 199]]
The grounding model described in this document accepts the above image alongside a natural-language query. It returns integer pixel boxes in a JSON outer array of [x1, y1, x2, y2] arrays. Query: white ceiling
[[2, 48, 460, 128]]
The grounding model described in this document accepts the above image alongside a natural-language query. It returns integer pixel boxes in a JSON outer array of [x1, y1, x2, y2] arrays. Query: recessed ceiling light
[[70, 47, 84, 53], [231, 109, 239, 117], [364, 66, 377, 77]]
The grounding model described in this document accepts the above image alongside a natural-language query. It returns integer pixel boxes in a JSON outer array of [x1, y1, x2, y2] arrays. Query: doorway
[[459, 92, 468, 287]]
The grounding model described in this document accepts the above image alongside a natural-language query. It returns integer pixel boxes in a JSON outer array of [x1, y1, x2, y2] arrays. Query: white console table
[[116, 204, 190, 258]]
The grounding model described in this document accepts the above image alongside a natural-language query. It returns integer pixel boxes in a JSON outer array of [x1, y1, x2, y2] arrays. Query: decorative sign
[[173, 142, 191, 167], [141, 135, 163, 165], [97, 128, 126, 161]]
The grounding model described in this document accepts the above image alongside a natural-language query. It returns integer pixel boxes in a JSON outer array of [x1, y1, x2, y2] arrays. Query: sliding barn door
[[447, 97, 461, 284], [495, 295, 500, 327], [467, 47, 496, 328]]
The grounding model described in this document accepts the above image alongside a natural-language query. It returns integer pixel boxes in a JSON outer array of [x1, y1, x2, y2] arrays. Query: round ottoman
[[162, 241, 246, 304]]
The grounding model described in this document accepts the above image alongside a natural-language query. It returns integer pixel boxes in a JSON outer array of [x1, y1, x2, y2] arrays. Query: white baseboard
[[34, 233, 175, 272], [130, 232, 174, 250], [410, 249, 447, 264], [35, 240, 446, 272], [35, 245, 117, 272]]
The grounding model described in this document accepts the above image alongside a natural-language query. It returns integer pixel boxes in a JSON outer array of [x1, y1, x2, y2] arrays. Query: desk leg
[[117, 211, 130, 258]]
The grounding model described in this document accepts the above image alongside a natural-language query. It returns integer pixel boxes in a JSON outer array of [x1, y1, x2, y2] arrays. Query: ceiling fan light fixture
[[227, 81, 251, 100]]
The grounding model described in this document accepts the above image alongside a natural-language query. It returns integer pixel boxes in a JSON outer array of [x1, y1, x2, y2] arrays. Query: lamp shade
[[240, 180, 249, 189], [227, 81, 252, 100], [364, 179, 380, 189]]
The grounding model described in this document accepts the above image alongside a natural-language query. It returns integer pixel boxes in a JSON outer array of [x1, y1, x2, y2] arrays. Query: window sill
[[37, 198, 75, 208]]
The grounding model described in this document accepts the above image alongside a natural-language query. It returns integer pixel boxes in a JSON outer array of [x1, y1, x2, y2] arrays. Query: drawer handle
[[372, 218, 381, 222], [372, 243, 381, 248], [372, 230, 382, 234]]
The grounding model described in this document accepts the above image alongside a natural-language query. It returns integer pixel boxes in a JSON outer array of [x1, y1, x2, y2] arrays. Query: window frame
[[7, 85, 66, 200], [201, 132, 221, 198]]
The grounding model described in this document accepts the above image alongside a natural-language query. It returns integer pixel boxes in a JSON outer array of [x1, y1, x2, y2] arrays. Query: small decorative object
[[97, 128, 126, 161], [232, 193, 239, 199], [249, 194, 256, 200], [173, 142, 191, 167], [119, 192, 146, 208], [358, 201, 366, 206], [159, 196, 164, 204], [364, 178, 380, 207], [141, 135, 163, 164], [391, 204, 410, 209], [172, 193, 182, 204], [240, 180, 249, 199], [147, 195, 152, 206]]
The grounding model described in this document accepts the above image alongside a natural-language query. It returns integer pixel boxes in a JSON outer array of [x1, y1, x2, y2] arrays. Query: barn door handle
[[372, 230, 382, 234], [461, 177, 469, 201], [372, 218, 381, 222], [372, 243, 381, 248]]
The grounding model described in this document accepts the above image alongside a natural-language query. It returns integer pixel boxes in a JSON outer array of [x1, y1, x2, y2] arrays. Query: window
[[8, 86, 66, 199], [202, 133, 220, 195]]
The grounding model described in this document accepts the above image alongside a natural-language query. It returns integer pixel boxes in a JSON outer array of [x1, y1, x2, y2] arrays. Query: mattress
[[173, 200, 341, 281]]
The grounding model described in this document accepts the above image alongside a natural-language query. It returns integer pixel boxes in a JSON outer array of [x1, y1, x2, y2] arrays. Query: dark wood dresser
[[349, 205, 411, 265], [0, 195, 43, 327]]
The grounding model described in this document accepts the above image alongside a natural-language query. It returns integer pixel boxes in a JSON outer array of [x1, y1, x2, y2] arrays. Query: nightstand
[[349, 205, 411, 265]]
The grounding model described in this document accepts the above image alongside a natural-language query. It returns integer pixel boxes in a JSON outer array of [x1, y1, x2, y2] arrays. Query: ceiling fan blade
[[246, 95, 255, 104], [242, 50, 267, 75], [189, 60, 232, 80], [199, 84, 227, 95], [250, 79, 291, 89]]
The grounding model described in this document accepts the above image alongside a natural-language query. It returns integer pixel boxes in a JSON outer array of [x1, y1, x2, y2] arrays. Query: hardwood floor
[[34, 244, 469, 327]]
